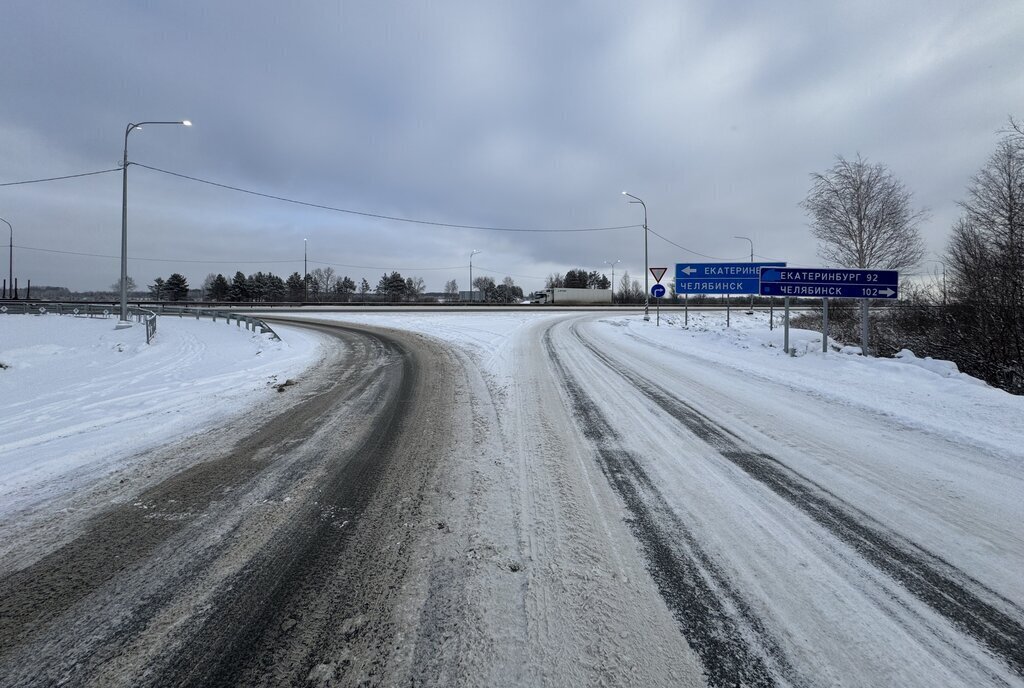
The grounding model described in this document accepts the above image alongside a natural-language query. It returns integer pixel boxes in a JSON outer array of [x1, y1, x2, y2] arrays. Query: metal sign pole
[[726, 294, 730, 328], [822, 297, 829, 353], [684, 293, 689, 327], [657, 296, 660, 326], [784, 297, 791, 355], [769, 298, 774, 331]]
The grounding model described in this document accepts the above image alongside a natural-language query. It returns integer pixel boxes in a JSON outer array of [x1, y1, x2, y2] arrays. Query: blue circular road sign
[[651, 284, 666, 298]]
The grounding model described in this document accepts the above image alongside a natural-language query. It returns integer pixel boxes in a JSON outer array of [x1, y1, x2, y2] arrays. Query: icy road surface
[[1, 309, 1022, 687]]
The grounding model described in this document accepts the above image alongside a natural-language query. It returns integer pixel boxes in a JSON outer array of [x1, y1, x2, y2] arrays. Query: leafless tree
[[802, 154, 926, 354], [945, 128, 1024, 390], [802, 154, 926, 270], [110, 276, 137, 294]]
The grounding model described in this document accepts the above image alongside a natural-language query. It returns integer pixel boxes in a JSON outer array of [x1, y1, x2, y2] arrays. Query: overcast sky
[[1, 1, 1021, 293]]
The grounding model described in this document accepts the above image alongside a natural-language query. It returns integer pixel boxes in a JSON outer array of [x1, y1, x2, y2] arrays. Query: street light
[[622, 191, 649, 320], [735, 235, 754, 313], [304, 238, 308, 301], [469, 249, 481, 302], [604, 259, 620, 299], [0, 217, 11, 300], [119, 119, 192, 325]]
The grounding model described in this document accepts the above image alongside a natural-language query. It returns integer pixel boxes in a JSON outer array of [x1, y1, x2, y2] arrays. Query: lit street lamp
[[119, 119, 191, 326], [604, 259, 620, 299], [1, 217, 11, 300], [735, 235, 754, 313], [622, 191, 649, 320], [469, 249, 481, 302]]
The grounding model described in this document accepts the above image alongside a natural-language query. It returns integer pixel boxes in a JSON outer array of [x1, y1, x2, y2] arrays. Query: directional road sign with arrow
[[675, 262, 786, 295], [759, 267, 899, 299]]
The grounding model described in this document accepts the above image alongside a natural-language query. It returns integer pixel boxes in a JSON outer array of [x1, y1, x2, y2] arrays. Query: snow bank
[[0, 313, 324, 514], [633, 310, 1023, 458]]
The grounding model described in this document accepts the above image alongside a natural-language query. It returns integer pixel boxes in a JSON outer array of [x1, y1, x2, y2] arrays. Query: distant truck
[[530, 288, 612, 305]]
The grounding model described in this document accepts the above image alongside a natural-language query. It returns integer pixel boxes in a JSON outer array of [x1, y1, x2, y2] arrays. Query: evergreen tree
[[335, 276, 356, 301], [564, 269, 589, 289], [229, 271, 249, 302], [149, 277, 166, 300], [266, 274, 286, 301], [360, 278, 371, 300], [165, 273, 190, 301], [285, 272, 304, 301], [210, 274, 230, 301]]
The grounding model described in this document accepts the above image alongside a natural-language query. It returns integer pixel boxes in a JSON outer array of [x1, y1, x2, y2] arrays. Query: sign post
[[649, 268, 667, 327], [760, 267, 899, 356], [651, 284, 666, 325]]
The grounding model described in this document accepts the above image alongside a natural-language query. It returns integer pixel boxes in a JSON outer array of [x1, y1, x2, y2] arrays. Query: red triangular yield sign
[[649, 267, 668, 283]]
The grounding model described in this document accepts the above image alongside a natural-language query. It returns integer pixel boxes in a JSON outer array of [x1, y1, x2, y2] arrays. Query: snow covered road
[[1, 309, 1022, 686]]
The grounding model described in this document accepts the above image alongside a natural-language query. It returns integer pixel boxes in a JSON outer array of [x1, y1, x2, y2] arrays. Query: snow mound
[[893, 348, 985, 385]]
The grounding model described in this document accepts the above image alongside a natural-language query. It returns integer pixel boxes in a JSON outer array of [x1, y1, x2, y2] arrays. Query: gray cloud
[[1, 0, 1021, 292]]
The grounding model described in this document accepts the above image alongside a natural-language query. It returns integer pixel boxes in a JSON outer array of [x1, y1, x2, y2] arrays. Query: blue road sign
[[651, 284, 666, 298], [675, 262, 786, 295], [759, 267, 899, 299]]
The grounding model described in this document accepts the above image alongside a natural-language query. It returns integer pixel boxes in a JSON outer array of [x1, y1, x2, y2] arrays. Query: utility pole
[[604, 259, 620, 301], [1, 217, 11, 300], [304, 238, 308, 301], [469, 249, 481, 302], [735, 236, 754, 313]]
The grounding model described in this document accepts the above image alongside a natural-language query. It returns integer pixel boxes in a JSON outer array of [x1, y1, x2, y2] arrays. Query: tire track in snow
[[544, 327, 801, 688], [570, 323, 1024, 679]]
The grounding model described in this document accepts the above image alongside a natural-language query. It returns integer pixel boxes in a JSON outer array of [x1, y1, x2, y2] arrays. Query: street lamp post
[[0, 217, 11, 300], [735, 235, 754, 313], [469, 249, 481, 302], [604, 259, 620, 301], [622, 191, 649, 320], [120, 119, 191, 325], [304, 238, 308, 301]]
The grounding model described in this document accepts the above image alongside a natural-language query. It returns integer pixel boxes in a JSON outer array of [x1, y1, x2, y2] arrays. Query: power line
[[0, 168, 120, 187], [647, 227, 742, 261], [15, 244, 295, 264], [134, 162, 642, 233], [308, 259, 465, 272], [16, 244, 471, 273]]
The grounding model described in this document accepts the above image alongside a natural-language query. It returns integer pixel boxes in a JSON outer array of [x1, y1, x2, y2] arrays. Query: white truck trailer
[[531, 288, 612, 305]]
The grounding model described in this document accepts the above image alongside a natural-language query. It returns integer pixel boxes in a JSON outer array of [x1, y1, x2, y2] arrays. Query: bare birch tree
[[802, 154, 926, 270], [802, 154, 926, 354]]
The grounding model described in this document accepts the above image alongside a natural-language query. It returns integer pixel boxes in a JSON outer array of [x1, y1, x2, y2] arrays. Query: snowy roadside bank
[[0, 315, 325, 516], [624, 310, 1024, 460]]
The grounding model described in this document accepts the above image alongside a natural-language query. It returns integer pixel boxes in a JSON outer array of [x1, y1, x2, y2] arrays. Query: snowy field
[[0, 313, 324, 516]]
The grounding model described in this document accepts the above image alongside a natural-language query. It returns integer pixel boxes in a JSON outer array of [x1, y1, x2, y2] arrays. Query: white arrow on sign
[[879, 287, 895, 297], [680, 266, 697, 276]]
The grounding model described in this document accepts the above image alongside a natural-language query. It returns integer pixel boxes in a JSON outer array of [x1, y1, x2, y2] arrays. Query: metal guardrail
[[0, 302, 158, 343], [153, 304, 281, 341], [0, 302, 280, 343]]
